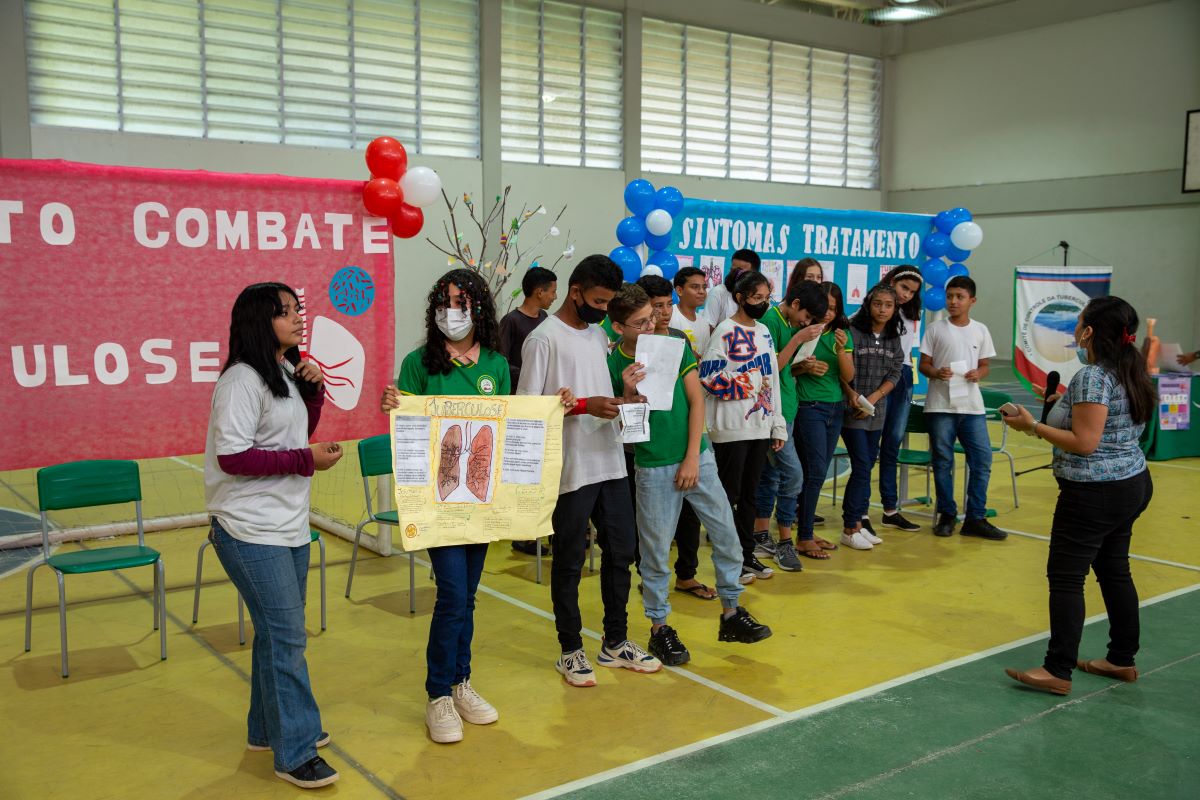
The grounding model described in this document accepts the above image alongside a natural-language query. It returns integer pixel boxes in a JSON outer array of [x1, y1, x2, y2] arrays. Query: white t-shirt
[[920, 318, 996, 414], [204, 362, 312, 547], [899, 310, 920, 365], [517, 315, 626, 494], [700, 284, 739, 330], [670, 306, 711, 358]]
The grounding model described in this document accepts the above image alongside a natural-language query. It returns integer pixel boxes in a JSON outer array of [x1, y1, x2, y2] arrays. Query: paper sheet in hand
[[791, 334, 820, 364], [1160, 343, 1198, 373], [619, 402, 651, 443], [948, 359, 970, 405], [634, 334, 686, 411], [855, 394, 876, 416]]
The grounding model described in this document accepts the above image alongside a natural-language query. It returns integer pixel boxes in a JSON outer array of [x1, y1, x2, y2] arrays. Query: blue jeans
[[635, 449, 743, 623], [754, 419, 804, 528], [841, 427, 883, 528], [794, 401, 845, 541], [926, 412, 991, 520], [426, 542, 489, 697], [878, 364, 913, 512], [209, 518, 322, 773]]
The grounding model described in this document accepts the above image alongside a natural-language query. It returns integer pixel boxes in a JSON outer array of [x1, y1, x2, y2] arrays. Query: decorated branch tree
[[425, 186, 575, 313]]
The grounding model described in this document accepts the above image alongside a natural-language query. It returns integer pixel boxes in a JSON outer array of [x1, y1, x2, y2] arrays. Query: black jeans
[[1044, 469, 1153, 680], [628, 450, 702, 581], [551, 477, 636, 652], [713, 438, 770, 560]]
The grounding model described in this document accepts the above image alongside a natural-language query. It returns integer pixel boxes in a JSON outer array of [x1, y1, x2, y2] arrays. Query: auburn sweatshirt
[[699, 318, 787, 444]]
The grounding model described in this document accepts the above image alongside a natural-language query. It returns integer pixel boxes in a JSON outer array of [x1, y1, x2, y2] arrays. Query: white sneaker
[[738, 570, 757, 585], [596, 639, 663, 673], [860, 529, 883, 545], [556, 648, 597, 687], [452, 679, 499, 725], [425, 695, 463, 743], [840, 530, 875, 550]]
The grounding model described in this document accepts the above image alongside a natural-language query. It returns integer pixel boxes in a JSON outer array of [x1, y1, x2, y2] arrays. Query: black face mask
[[575, 293, 609, 325], [743, 301, 769, 320]]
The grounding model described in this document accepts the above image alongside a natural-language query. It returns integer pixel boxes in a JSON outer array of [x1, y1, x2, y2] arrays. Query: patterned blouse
[[1047, 364, 1146, 482]]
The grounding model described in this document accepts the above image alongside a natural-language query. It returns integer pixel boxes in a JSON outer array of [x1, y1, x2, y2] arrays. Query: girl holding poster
[[204, 283, 343, 789], [380, 269, 510, 744]]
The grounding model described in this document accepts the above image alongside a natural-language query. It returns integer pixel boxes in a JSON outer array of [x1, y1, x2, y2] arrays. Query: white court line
[[170, 456, 203, 473], [516, 582, 1200, 800]]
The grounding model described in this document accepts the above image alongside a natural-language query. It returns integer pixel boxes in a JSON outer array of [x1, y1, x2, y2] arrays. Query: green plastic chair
[[896, 403, 934, 506], [952, 388, 1019, 508], [192, 528, 326, 645], [345, 435, 416, 613], [830, 446, 849, 506], [25, 460, 166, 678]]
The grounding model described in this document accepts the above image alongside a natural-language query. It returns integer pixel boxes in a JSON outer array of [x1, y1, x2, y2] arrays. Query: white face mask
[[435, 307, 474, 342]]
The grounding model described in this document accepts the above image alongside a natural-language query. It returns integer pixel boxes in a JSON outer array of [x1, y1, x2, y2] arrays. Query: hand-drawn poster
[[389, 395, 564, 551]]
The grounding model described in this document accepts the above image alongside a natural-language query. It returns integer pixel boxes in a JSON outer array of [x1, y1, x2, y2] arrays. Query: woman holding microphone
[[1000, 296, 1155, 695]]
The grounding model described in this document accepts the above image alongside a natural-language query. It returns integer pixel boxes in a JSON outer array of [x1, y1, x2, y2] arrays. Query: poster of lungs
[[389, 396, 564, 552], [0, 159, 395, 470]]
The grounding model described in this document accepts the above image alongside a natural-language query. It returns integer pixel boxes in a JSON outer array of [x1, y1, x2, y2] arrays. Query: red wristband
[[568, 397, 589, 416]]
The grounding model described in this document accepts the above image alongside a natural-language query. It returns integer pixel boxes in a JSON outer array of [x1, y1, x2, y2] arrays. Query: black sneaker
[[933, 513, 957, 537], [648, 624, 691, 666], [275, 756, 339, 789], [881, 511, 921, 532], [859, 517, 877, 536], [961, 518, 1008, 540], [718, 607, 773, 643], [742, 555, 774, 580], [813, 513, 826, 525]]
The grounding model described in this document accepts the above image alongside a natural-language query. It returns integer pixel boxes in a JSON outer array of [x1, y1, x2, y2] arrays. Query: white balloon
[[399, 166, 443, 208], [950, 220, 983, 251], [639, 264, 663, 278], [644, 208, 673, 237]]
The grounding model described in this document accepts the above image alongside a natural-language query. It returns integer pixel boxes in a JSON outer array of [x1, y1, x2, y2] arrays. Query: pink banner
[[0, 159, 394, 470]]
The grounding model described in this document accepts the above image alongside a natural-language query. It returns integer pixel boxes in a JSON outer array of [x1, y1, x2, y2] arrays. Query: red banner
[[0, 159, 394, 470]]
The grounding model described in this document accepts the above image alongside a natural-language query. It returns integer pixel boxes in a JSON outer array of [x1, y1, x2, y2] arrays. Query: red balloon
[[362, 178, 404, 218], [390, 204, 424, 239], [366, 136, 408, 180]]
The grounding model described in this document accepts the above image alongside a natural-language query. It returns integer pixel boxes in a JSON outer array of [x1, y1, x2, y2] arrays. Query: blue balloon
[[923, 258, 949, 288], [654, 186, 685, 217], [947, 206, 973, 226], [616, 216, 647, 247], [609, 246, 643, 282], [645, 231, 671, 251], [647, 250, 679, 280], [945, 244, 971, 263], [947, 262, 970, 282], [923, 232, 951, 259], [924, 286, 946, 312], [624, 179, 657, 217], [934, 210, 956, 235]]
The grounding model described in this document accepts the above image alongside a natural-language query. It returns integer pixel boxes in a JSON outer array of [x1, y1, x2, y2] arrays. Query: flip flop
[[674, 582, 717, 600], [814, 537, 839, 551], [798, 544, 832, 560]]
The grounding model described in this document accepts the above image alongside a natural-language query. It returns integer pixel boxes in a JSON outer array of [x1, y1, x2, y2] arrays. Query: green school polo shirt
[[761, 305, 800, 422], [607, 341, 709, 468], [795, 329, 852, 403], [396, 346, 512, 397]]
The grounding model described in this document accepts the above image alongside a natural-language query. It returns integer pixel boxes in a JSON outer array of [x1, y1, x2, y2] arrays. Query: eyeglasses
[[626, 317, 655, 331]]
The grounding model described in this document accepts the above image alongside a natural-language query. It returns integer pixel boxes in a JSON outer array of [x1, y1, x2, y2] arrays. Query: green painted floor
[[563, 588, 1200, 800]]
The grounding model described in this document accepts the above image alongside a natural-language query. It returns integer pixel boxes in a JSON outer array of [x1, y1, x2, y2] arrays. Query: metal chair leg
[[408, 552, 416, 614], [1005, 452, 1019, 507], [157, 559, 167, 661], [56, 571, 68, 678], [153, 559, 160, 631], [25, 561, 47, 653], [192, 539, 209, 624], [317, 536, 327, 631], [237, 593, 246, 645], [345, 521, 367, 598]]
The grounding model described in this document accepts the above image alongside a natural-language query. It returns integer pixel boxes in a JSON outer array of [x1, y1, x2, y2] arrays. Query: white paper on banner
[[699, 255, 726, 288], [676, 255, 695, 269], [501, 418, 546, 484], [949, 359, 970, 405], [817, 260, 833, 282], [847, 263, 868, 306], [619, 402, 651, 443], [634, 334, 686, 411], [880, 264, 897, 282], [760, 259, 785, 302], [393, 415, 431, 485]]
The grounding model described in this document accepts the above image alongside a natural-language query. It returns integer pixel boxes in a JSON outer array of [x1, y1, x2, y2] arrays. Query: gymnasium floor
[[2, 388, 1198, 799]]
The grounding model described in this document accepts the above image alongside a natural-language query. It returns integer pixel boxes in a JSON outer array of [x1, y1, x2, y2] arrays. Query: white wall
[[891, 0, 1200, 190]]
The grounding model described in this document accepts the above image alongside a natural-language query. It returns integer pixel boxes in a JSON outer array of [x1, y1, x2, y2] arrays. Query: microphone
[[1040, 370, 1060, 424]]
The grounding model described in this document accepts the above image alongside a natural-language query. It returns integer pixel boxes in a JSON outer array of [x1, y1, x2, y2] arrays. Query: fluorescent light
[[870, 5, 941, 21]]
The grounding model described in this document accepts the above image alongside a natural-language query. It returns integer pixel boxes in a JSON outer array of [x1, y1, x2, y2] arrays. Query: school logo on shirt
[[723, 326, 758, 362], [477, 375, 498, 395]]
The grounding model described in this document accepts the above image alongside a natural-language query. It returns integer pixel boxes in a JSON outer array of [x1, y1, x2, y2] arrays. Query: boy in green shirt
[[606, 283, 772, 666]]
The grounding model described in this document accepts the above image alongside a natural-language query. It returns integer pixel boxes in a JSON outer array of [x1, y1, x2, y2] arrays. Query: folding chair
[[192, 528, 326, 645], [955, 388, 1020, 508], [896, 403, 935, 507], [345, 434, 417, 613], [25, 460, 165, 678]]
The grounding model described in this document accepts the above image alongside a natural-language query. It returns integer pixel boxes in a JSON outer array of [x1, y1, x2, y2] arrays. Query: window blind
[[500, 0, 622, 168], [640, 17, 881, 189], [25, 0, 481, 156]]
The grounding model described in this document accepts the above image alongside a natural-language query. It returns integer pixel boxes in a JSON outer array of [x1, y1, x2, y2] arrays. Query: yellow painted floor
[[2, 436, 1198, 799]]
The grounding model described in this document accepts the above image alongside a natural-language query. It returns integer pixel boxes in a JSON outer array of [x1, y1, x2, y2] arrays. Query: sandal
[[673, 582, 717, 600], [813, 537, 839, 551], [798, 542, 832, 560]]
